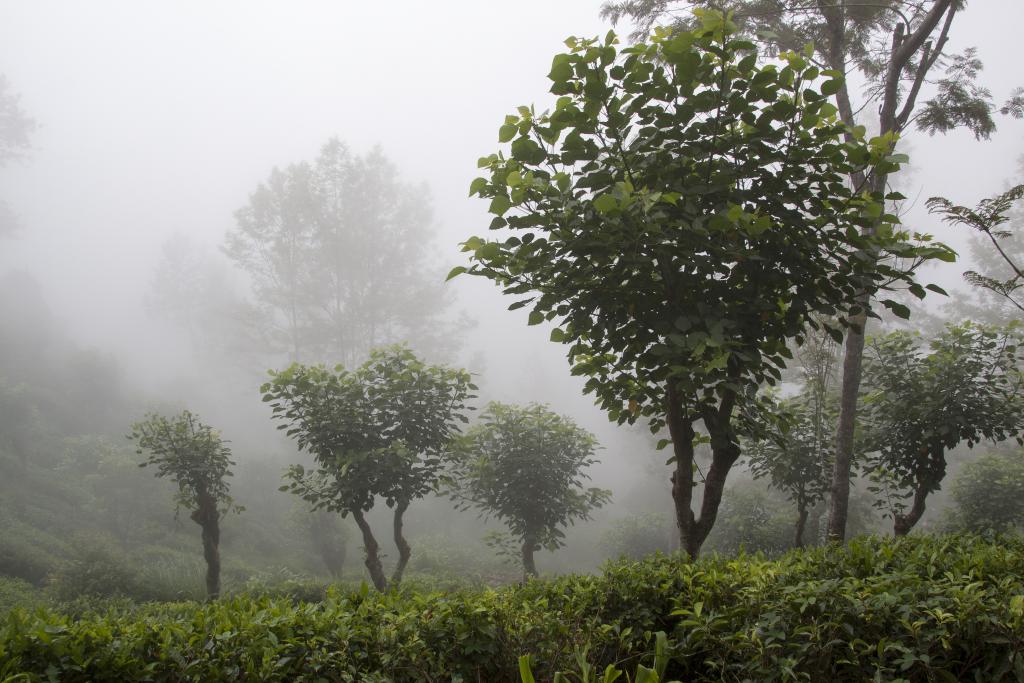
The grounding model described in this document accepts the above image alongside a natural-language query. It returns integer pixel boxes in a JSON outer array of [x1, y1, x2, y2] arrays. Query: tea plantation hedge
[[2, 535, 1023, 682]]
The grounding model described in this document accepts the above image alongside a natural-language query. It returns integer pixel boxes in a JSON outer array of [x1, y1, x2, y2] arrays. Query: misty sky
[[0, 1, 1022, 479]]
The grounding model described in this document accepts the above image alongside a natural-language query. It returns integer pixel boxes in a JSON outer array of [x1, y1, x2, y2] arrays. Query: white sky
[[0, 0, 1021, 481]]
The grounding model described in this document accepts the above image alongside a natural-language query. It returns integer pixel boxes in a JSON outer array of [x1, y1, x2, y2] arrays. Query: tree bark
[[390, 500, 411, 587], [827, 312, 868, 541], [191, 494, 221, 599], [351, 508, 388, 592], [794, 504, 809, 548], [893, 484, 929, 536], [521, 536, 538, 580]]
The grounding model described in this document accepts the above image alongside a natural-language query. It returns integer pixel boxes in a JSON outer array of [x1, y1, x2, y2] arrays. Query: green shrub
[[1, 535, 1023, 682]]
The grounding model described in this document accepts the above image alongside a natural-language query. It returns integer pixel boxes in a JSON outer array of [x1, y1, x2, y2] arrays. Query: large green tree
[[599, 0, 1021, 542], [456, 15, 948, 558], [128, 411, 240, 599], [262, 346, 475, 591], [446, 402, 610, 579], [225, 139, 455, 365], [861, 323, 1024, 536]]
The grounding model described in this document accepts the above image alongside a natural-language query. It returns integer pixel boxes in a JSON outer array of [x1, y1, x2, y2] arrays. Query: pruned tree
[[262, 346, 475, 591], [861, 323, 1024, 536], [455, 15, 949, 559], [598, 0, 1021, 543], [128, 411, 240, 599], [446, 402, 610, 579], [225, 139, 456, 365]]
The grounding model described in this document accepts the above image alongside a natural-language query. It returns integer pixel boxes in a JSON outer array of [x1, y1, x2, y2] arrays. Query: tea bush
[[1, 535, 1023, 681]]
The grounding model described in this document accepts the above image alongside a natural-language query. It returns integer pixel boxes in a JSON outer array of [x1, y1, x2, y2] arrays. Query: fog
[[1, 1, 1023, 590]]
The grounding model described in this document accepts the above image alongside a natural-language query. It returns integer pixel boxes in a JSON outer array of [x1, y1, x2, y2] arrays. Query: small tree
[[949, 452, 1024, 534], [262, 346, 474, 591], [128, 411, 239, 599], [455, 15, 947, 558], [447, 402, 610, 579], [861, 323, 1024, 536], [746, 396, 835, 547]]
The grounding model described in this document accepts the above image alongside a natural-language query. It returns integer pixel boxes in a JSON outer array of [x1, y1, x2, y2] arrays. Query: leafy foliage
[[928, 184, 1024, 314], [861, 323, 1024, 534], [447, 402, 610, 577], [4, 535, 1024, 681]]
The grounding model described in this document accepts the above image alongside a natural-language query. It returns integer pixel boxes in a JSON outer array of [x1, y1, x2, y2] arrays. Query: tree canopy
[[446, 402, 610, 578], [262, 346, 475, 590]]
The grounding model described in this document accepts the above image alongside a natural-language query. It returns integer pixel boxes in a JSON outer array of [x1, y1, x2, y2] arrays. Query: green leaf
[[528, 310, 544, 326], [593, 194, 618, 214], [499, 124, 517, 143], [445, 266, 467, 282], [468, 177, 487, 196], [518, 655, 536, 683], [489, 195, 512, 216], [882, 299, 911, 320], [550, 328, 567, 342]]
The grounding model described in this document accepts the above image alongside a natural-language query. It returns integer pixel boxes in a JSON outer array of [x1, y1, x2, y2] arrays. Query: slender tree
[[263, 346, 475, 591], [599, 0, 1020, 542], [456, 15, 948, 558], [447, 402, 610, 579], [128, 411, 240, 599]]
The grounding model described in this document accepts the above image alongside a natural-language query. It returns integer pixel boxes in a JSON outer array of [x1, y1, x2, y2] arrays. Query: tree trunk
[[827, 313, 868, 542], [351, 508, 388, 592], [825, 0, 956, 543], [893, 484, 929, 536], [191, 494, 221, 599], [794, 504, 809, 548], [521, 536, 538, 580], [390, 500, 411, 587], [667, 383, 741, 560]]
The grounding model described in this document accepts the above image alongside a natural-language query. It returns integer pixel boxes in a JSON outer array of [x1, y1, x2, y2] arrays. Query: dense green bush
[[2, 535, 1023, 682]]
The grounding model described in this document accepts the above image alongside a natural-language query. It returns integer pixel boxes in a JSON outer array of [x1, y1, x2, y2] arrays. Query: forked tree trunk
[[666, 383, 741, 560], [390, 500, 411, 587], [191, 493, 221, 599], [351, 508, 388, 592]]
